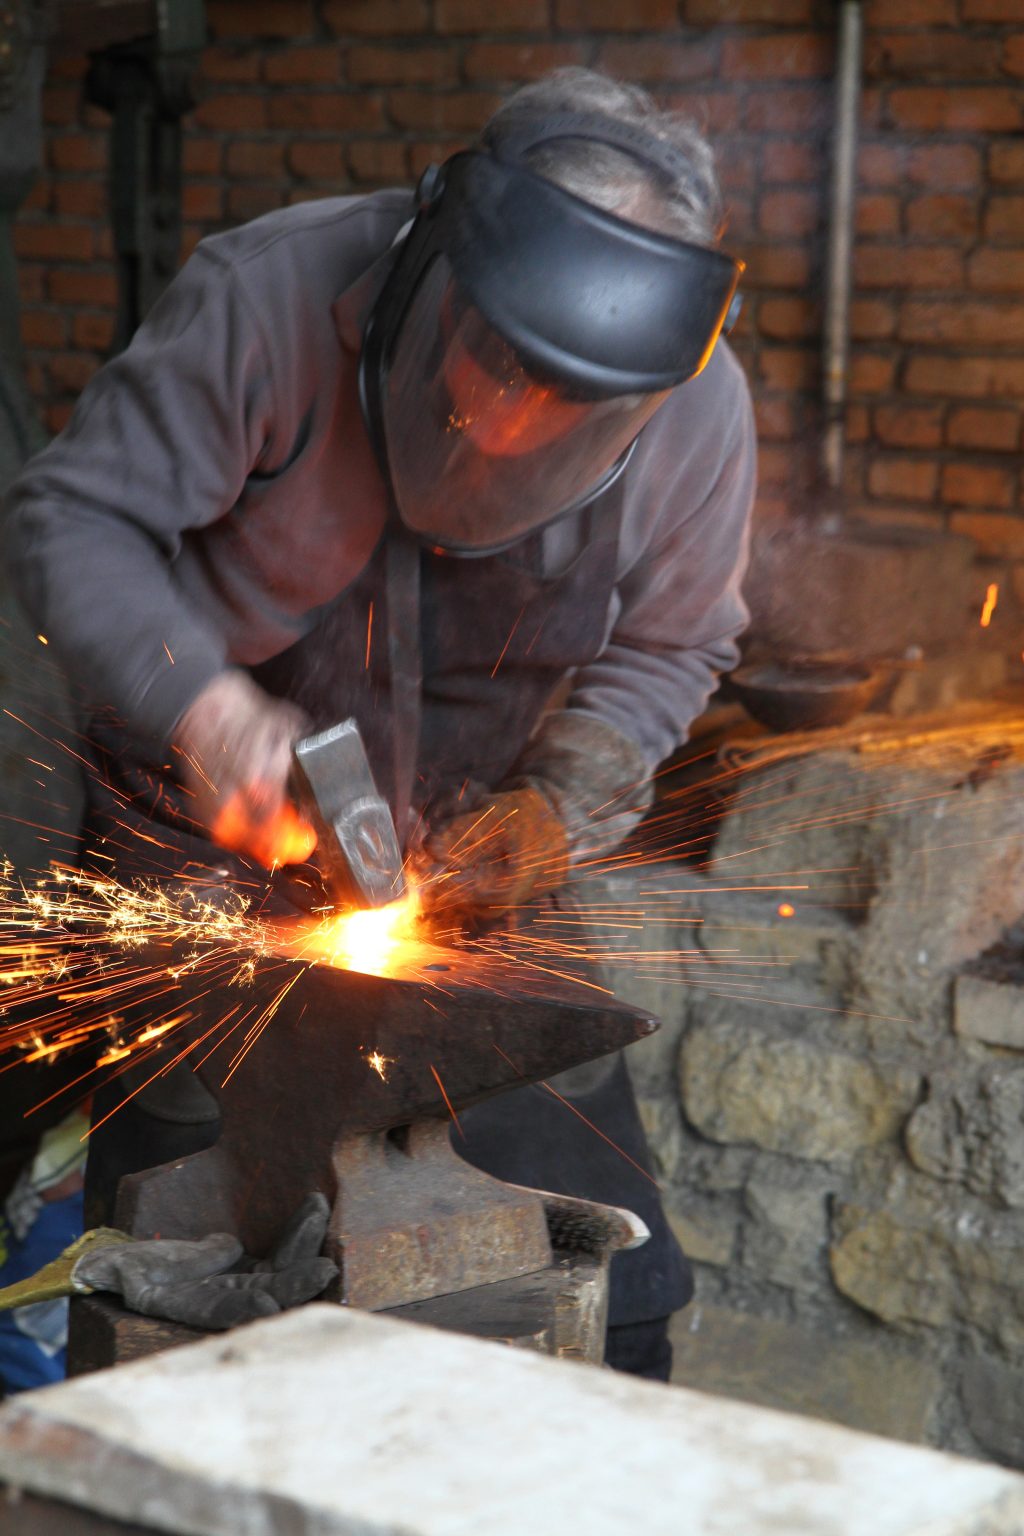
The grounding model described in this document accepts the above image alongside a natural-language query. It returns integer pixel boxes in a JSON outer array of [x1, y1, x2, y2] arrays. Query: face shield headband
[[359, 117, 744, 557]]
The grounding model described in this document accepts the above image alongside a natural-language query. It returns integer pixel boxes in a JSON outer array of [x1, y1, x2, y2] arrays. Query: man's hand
[[172, 671, 317, 868], [420, 785, 569, 919]]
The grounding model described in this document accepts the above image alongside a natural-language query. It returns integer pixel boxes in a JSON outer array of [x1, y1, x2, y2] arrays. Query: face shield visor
[[360, 119, 743, 557]]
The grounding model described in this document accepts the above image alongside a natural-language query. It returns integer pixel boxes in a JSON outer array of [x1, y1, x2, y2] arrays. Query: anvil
[[114, 933, 657, 1312]]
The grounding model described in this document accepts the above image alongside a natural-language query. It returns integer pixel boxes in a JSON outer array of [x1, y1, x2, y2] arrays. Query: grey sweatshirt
[[5, 189, 755, 774]]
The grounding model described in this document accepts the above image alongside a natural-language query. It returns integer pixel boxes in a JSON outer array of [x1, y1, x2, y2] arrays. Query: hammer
[[291, 719, 405, 910]]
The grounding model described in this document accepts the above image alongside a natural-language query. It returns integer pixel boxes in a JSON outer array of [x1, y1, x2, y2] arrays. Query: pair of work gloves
[[174, 671, 653, 918], [0, 1195, 337, 1333]]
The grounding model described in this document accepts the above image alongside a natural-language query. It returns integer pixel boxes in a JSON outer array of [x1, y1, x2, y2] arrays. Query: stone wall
[[602, 706, 1024, 1464]]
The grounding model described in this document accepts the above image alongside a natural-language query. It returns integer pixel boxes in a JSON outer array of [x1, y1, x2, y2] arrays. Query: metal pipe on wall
[[821, 0, 864, 503]]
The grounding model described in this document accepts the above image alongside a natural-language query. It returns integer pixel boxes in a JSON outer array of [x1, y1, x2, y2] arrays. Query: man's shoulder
[[651, 340, 752, 443], [193, 189, 414, 298]]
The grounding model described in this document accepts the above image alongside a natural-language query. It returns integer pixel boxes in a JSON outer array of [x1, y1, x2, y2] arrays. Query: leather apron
[[83, 491, 691, 1325]]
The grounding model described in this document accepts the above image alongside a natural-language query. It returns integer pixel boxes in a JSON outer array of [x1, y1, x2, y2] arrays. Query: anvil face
[[115, 931, 659, 1299]]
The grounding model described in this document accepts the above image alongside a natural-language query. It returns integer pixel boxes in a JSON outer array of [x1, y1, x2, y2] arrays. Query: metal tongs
[[291, 719, 405, 910]]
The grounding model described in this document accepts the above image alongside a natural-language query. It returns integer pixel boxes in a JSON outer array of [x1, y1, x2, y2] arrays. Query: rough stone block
[[831, 1188, 1024, 1351], [670, 1300, 942, 1445], [666, 1200, 737, 1268], [680, 1019, 919, 1164], [742, 1163, 837, 1290], [955, 972, 1024, 1050], [961, 1351, 1024, 1465], [905, 1066, 1024, 1207]]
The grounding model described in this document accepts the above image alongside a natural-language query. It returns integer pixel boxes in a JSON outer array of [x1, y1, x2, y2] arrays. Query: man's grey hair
[[484, 69, 722, 247]]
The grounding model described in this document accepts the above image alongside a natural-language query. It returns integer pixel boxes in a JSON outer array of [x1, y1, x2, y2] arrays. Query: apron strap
[[385, 525, 423, 847]]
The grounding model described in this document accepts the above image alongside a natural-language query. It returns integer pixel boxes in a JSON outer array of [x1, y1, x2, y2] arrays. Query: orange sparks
[[36, 635, 48, 646], [364, 1048, 393, 1081], [163, 641, 175, 665], [777, 902, 796, 918], [430, 1061, 463, 1136], [979, 582, 999, 628], [365, 601, 374, 669], [490, 606, 525, 678]]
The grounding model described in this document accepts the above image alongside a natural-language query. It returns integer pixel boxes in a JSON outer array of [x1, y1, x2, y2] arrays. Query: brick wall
[[12, 0, 1024, 599]]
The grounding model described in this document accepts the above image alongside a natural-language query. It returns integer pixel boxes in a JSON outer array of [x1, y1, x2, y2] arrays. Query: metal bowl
[[729, 660, 887, 733]]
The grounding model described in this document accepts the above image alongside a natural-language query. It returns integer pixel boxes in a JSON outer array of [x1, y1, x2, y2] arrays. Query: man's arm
[[4, 248, 275, 748]]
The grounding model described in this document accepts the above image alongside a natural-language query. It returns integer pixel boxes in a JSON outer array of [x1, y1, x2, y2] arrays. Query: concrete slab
[[1, 1306, 1023, 1536]]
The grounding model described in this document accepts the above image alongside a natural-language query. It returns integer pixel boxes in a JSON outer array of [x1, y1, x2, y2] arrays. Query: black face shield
[[359, 112, 744, 556]]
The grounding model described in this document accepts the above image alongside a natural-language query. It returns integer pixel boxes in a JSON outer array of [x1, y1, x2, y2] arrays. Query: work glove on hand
[[172, 670, 316, 869], [420, 714, 653, 922], [71, 1194, 337, 1331]]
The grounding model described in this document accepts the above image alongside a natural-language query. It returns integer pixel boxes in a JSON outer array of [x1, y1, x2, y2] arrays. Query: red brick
[[963, 0, 1024, 16], [947, 408, 1021, 451], [868, 457, 939, 502], [287, 141, 347, 180], [758, 296, 818, 340], [900, 300, 1024, 347], [193, 94, 268, 133], [986, 198, 1024, 243], [943, 464, 1015, 509], [268, 94, 384, 131], [904, 355, 1024, 399], [846, 403, 870, 443], [347, 46, 455, 85], [874, 405, 944, 449], [854, 245, 964, 290], [323, 0, 428, 32], [226, 185, 289, 221], [1004, 38, 1024, 80], [888, 89, 1024, 134], [850, 299, 896, 340], [855, 194, 900, 236], [968, 250, 1024, 293], [42, 87, 80, 128], [49, 54, 88, 80], [206, 1, 315, 38], [200, 46, 262, 83], [72, 313, 116, 352], [436, 0, 547, 29], [739, 244, 812, 289], [906, 144, 982, 188], [864, 0, 957, 17], [182, 183, 224, 221], [950, 512, 1024, 557], [853, 505, 947, 535], [849, 354, 897, 395], [597, 39, 717, 81], [48, 353, 100, 395], [723, 196, 754, 241], [184, 139, 223, 176], [12, 224, 94, 262], [554, 0, 677, 26], [866, 33, 1003, 80], [756, 444, 798, 488], [48, 135, 106, 173], [264, 47, 343, 85], [742, 87, 829, 135], [387, 90, 499, 133], [754, 397, 799, 440], [48, 270, 117, 307], [991, 143, 1024, 184], [17, 265, 45, 303], [347, 140, 409, 183], [905, 195, 978, 242], [761, 140, 821, 184], [757, 347, 818, 391], [857, 143, 904, 187], [20, 179, 50, 213], [464, 42, 587, 82], [721, 33, 832, 80], [684, 0, 813, 17], [758, 189, 820, 238], [717, 144, 756, 193], [52, 181, 106, 219], [20, 311, 66, 350], [226, 140, 286, 178]]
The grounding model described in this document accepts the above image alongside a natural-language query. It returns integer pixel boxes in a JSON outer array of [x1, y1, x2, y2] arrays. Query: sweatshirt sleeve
[[565, 344, 756, 773], [3, 246, 275, 747]]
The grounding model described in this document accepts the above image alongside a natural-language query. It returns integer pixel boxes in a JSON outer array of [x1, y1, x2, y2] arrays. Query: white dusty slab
[[1, 1305, 1023, 1536]]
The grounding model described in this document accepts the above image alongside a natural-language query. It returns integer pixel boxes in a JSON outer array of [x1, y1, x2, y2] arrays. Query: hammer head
[[291, 720, 405, 910]]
